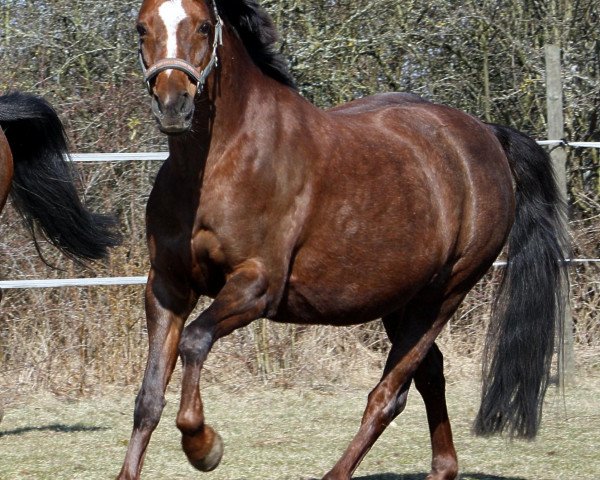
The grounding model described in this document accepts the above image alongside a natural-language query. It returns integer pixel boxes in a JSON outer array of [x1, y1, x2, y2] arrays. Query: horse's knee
[[178, 326, 213, 363], [133, 388, 165, 430]]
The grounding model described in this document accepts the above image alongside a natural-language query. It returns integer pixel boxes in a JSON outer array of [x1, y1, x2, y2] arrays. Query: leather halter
[[138, 1, 223, 95]]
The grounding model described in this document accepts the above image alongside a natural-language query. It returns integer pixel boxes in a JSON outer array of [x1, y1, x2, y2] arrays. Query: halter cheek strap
[[138, 2, 223, 95]]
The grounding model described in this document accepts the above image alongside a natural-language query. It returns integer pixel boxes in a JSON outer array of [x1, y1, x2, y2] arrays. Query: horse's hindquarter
[[0, 129, 13, 212], [279, 98, 515, 325]]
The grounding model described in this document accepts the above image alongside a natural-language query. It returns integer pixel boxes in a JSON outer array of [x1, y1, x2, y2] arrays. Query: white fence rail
[[2, 259, 599, 290], [0, 277, 147, 289], [537, 140, 600, 148], [72, 152, 168, 162], [1, 141, 598, 290]]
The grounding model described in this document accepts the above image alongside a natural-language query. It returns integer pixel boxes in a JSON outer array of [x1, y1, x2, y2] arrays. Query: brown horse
[[0, 92, 120, 266], [118, 1, 568, 479]]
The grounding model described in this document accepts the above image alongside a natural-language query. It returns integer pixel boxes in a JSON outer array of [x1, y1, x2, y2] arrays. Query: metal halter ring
[[138, 2, 223, 95]]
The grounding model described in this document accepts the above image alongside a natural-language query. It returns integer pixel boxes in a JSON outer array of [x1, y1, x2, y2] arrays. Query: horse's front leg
[[176, 259, 269, 471], [118, 271, 194, 480]]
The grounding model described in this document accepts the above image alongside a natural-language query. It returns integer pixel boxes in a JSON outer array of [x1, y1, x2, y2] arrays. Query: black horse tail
[[473, 124, 569, 439], [0, 92, 121, 262]]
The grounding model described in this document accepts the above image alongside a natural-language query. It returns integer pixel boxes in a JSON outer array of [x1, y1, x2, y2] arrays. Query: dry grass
[[1, 372, 599, 479], [1, 270, 599, 402], [2, 264, 598, 402]]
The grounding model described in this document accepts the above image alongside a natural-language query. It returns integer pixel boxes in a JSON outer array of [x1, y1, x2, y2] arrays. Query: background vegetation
[[0, 0, 598, 400]]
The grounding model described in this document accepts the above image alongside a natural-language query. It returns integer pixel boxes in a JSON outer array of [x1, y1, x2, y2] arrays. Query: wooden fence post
[[544, 44, 574, 387]]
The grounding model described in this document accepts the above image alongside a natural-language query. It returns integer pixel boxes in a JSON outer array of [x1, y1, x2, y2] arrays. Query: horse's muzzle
[[151, 92, 194, 134]]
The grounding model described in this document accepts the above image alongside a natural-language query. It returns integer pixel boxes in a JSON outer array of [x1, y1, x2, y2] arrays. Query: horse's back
[[325, 92, 513, 207], [327, 92, 429, 115]]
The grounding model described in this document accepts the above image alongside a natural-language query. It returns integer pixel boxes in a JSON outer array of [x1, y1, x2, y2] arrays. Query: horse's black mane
[[216, 0, 296, 89]]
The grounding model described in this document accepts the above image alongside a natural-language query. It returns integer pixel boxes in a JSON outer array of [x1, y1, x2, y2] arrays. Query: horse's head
[[137, 0, 222, 134]]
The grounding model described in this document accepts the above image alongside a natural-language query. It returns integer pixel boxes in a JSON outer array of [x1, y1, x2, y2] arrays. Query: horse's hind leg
[[383, 315, 457, 480], [413, 343, 458, 480], [323, 296, 463, 480]]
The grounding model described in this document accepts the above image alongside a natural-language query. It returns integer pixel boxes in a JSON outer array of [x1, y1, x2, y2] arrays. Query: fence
[[0, 141, 599, 290]]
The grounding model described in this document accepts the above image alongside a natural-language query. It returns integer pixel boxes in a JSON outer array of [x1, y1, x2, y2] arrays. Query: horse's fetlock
[[176, 411, 204, 435], [429, 455, 459, 480]]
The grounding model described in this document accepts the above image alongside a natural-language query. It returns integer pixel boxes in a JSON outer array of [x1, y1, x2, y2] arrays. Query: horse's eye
[[197, 21, 211, 36], [136, 23, 147, 37]]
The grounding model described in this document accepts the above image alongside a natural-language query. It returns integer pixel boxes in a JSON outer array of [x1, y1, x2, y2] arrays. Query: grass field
[[1, 372, 599, 480]]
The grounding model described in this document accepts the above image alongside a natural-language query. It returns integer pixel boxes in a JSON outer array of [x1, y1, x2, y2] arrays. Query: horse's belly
[[275, 286, 403, 325], [274, 257, 437, 325]]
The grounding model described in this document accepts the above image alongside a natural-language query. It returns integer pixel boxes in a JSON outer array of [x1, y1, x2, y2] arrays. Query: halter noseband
[[138, 2, 223, 95]]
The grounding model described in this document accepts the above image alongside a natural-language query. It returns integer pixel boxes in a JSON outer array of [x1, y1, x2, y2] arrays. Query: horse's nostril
[[152, 95, 163, 115], [180, 93, 191, 114]]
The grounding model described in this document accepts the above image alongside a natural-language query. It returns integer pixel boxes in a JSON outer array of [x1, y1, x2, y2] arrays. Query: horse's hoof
[[321, 471, 350, 480], [182, 425, 224, 472], [426, 465, 459, 480]]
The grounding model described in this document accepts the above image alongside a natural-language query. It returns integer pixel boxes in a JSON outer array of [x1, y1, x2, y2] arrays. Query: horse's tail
[[473, 124, 569, 439], [0, 92, 121, 261]]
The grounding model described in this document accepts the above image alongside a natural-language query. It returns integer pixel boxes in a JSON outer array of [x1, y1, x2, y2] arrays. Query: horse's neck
[[208, 33, 281, 137], [169, 30, 296, 172]]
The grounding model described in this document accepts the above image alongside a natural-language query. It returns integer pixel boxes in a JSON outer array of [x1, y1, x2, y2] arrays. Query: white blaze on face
[[158, 0, 187, 75]]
